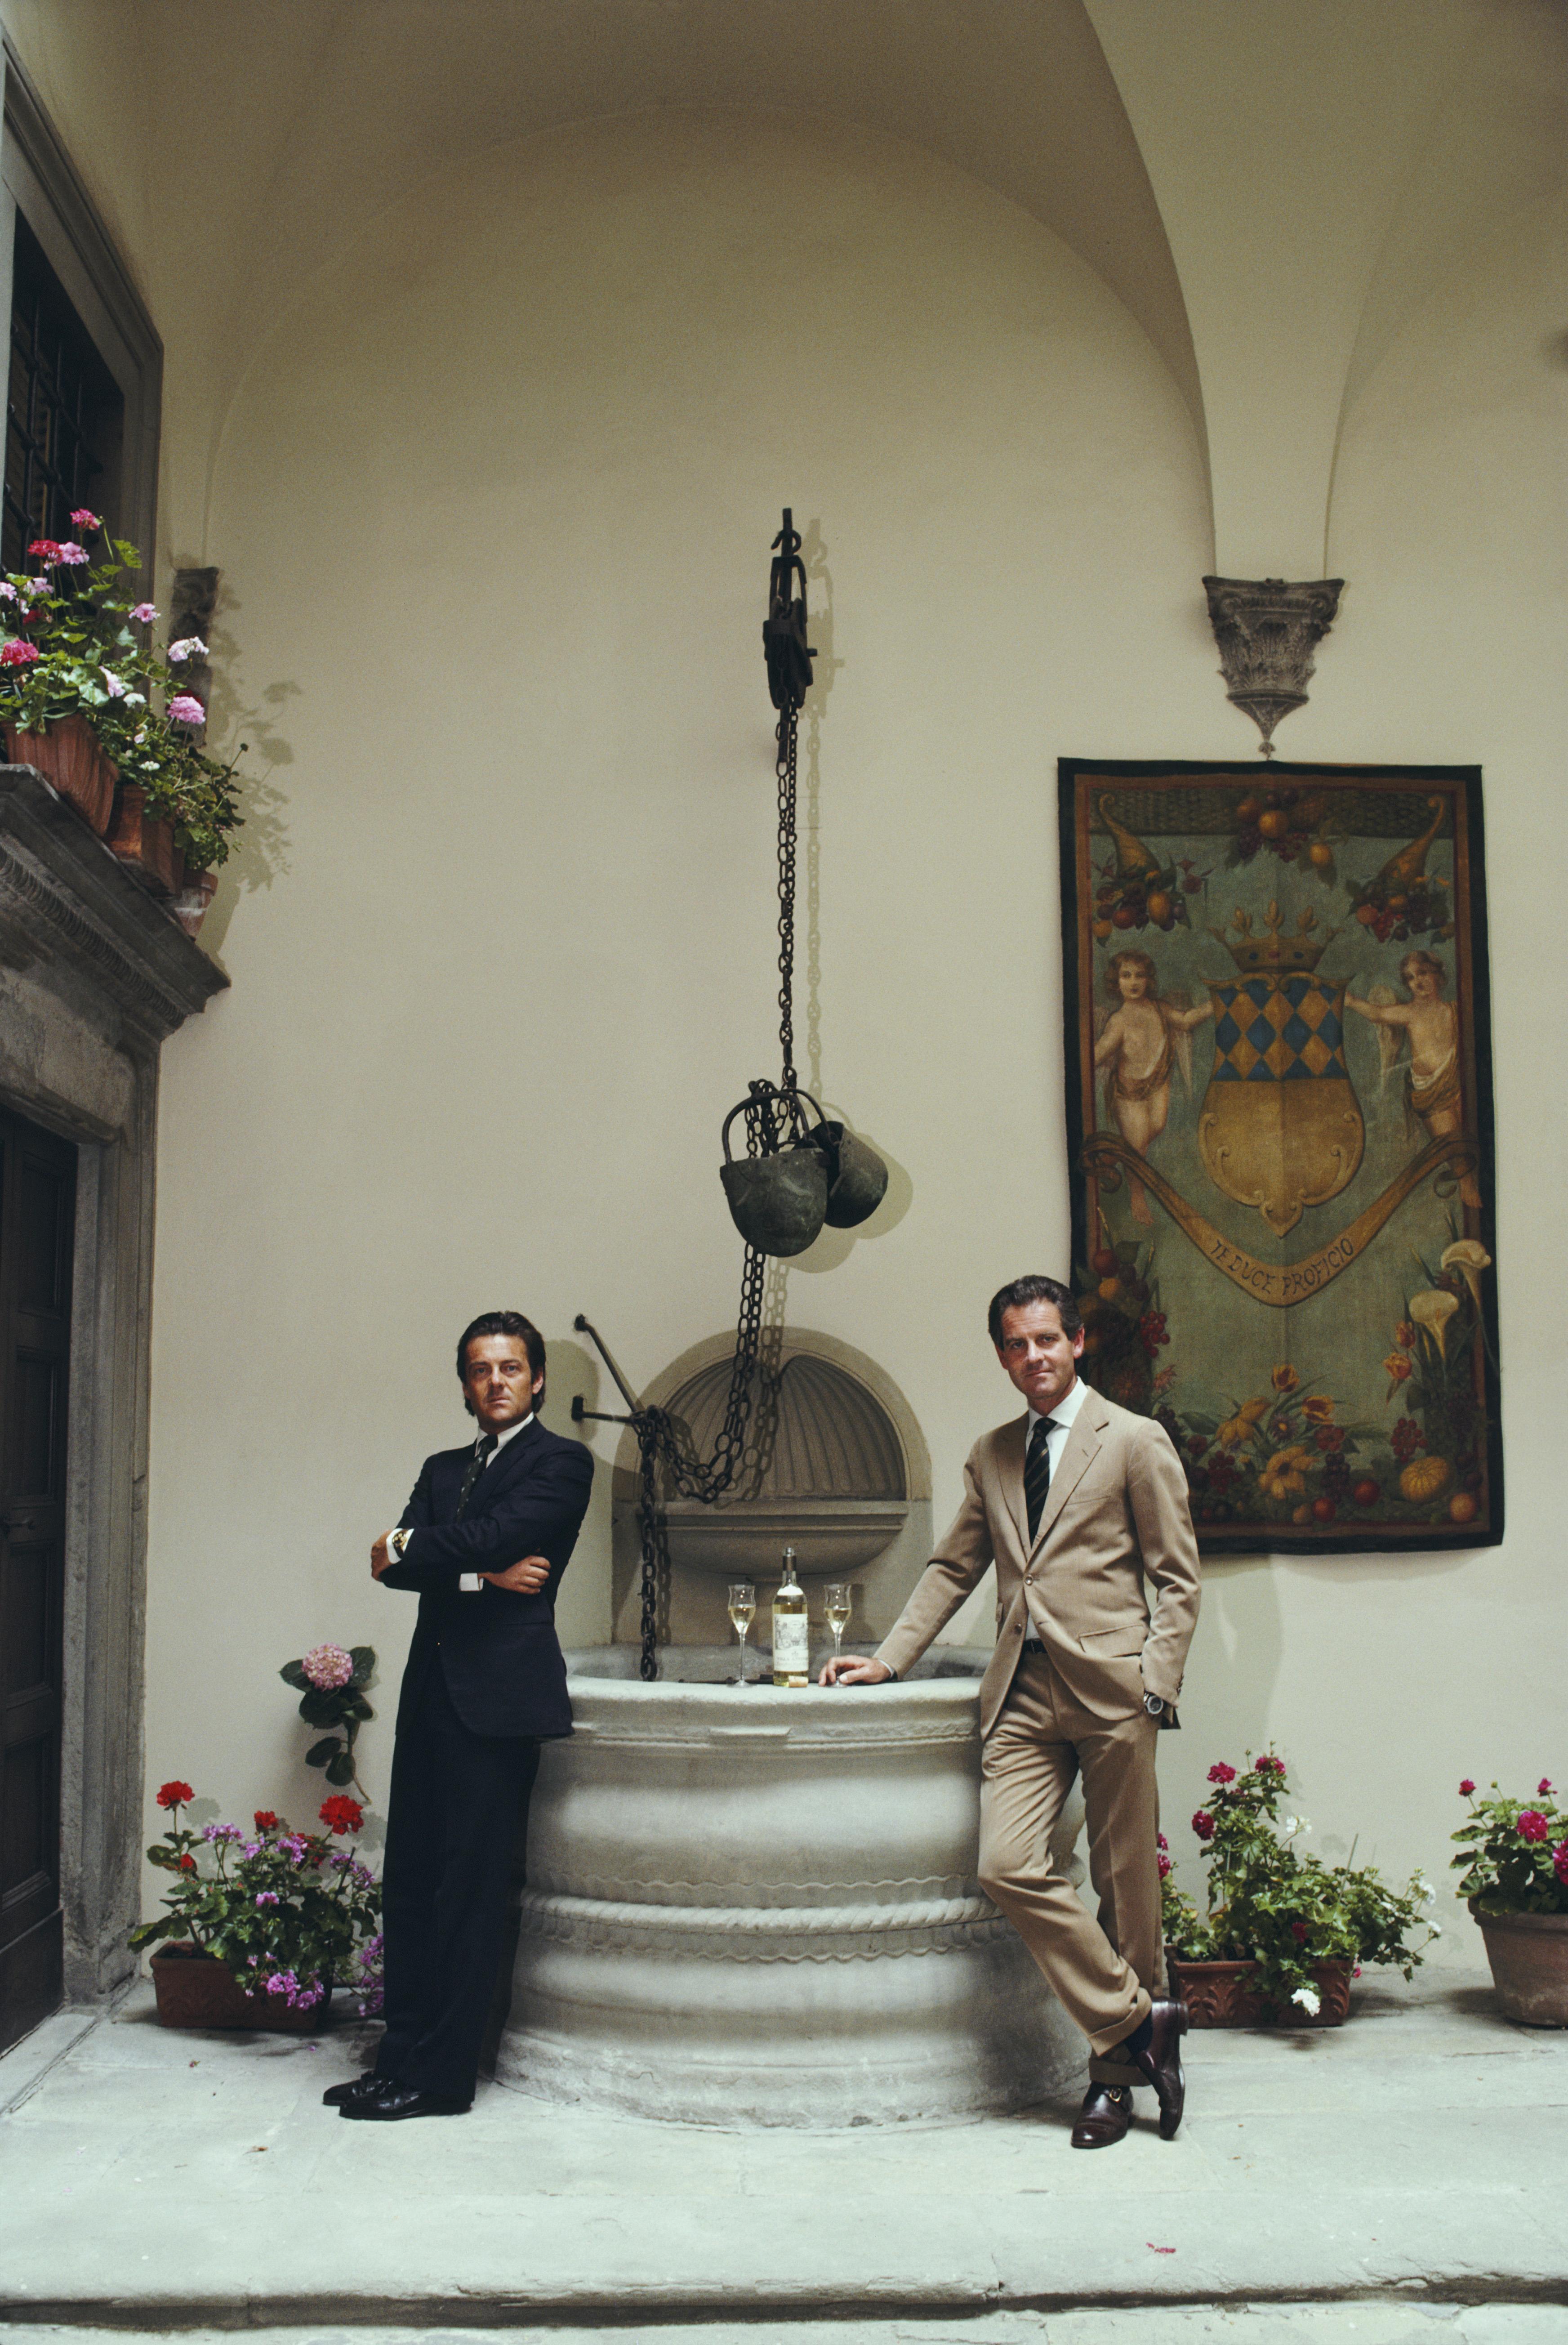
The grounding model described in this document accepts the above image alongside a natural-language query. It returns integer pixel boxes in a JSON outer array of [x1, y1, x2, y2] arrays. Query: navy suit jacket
[[379, 1417, 593, 1739]]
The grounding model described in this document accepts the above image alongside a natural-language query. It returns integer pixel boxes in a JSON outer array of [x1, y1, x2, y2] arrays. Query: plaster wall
[[1, 86, 1556, 1962]]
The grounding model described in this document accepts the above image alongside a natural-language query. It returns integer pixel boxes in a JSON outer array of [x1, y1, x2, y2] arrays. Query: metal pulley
[[762, 509, 815, 713]]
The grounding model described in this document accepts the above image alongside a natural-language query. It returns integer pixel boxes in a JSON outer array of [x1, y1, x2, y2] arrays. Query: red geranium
[[27, 539, 62, 563], [1207, 1762, 1236, 1785], [253, 1810, 280, 1830], [1254, 1754, 1286, 1776], [1555, 1843, 1568, 1887], [1539, 1779, 1554, 1796], [178, 1853, 196, 1872], [320, 1796, 364, 1836], [156, 1780, 194, 1809], [1517, 1811, 1549, 1844], [1291, 1921, 1308, 1943], [1191, 1809, 1216, 1842]]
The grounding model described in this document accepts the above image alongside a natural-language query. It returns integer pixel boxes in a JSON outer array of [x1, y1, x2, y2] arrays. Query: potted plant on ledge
[[1162, 1751, 1439, 2024], [0, 515, 244, 928], [131, 1783, 381, 2029], [1452, 1776, 1568, 2025]]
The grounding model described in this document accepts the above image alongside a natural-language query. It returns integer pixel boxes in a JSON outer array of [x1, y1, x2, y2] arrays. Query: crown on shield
[[1209, 901, 1339, 974]]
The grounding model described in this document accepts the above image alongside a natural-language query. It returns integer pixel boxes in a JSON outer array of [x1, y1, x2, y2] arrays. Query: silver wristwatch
[[1143, 1691, 1166, 1719]]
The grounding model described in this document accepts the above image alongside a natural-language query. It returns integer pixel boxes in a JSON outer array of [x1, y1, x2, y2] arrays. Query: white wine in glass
[[727, 1581, 756, 1685], [824, 1582, 851, 1660]]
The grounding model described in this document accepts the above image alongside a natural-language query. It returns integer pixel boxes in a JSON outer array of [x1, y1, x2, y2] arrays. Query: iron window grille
[[4, 214, 122, 573]]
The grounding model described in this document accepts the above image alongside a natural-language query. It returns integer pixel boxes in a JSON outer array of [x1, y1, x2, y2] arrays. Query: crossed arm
[[371, 1444, 593, 1597]]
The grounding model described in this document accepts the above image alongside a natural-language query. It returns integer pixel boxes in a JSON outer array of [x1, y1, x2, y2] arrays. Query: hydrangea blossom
[[303, 1643, 354, 1691]]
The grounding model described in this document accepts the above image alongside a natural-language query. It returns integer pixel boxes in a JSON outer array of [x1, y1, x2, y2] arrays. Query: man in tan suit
[[822, 1273, 1201, 2148]]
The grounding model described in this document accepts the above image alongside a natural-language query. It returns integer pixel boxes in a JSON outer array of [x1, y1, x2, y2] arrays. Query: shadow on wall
[[186, 567, 297, 957], [793, 1118, 914, 1271]]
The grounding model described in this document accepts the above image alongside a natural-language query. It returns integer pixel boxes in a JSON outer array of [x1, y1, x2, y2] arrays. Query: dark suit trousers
[[375, 1651, 540, 2101]]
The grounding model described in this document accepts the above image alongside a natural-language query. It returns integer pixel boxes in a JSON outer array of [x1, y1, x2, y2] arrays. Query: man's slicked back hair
[[987, 1274, 1082, 1347], [456, 1310, 546, 1412]]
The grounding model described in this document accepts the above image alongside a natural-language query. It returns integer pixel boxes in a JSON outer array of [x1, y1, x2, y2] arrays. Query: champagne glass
[[727, 1581, 756, 1684], [824, 1582, 851, 1662]]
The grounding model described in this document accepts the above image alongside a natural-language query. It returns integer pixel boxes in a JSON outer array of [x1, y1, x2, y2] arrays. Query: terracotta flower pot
[[149, 1943, 330, 2032], [1167, 1952, 1353, 2028], [1470, 1905, 1568, 2026], [4, 714, 118, 835], [107, 782, 182, 896], [170, 865, 218, 939]]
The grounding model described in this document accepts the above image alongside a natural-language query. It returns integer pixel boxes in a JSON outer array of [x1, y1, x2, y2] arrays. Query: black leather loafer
[[1070, 2081, 1133, 2148], [322, 2071, 389, 2109], [339, 2081, 471, 2121]]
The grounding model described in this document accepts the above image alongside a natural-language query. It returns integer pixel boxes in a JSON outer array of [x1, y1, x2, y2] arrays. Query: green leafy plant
[[0, 514, 245, 870], [1161, 1749, 1438, 2016], [1451, 1777, 1568, 1916], [130, 1783, 380, 2009], [279, 1643, 376, 1795]]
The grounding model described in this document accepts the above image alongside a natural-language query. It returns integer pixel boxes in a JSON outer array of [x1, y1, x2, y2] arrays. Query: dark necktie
[[456, 1433, 497, 1521], [1025, 1416, 1057, 1542]]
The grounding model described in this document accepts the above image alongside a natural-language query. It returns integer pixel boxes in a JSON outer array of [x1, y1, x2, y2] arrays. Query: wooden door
[[0, 1109, 75, 2053]]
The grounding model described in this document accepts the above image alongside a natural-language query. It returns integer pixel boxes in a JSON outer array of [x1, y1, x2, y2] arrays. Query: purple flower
[[129, 603, 158, 624], [303, 1643, 354, 1691], [200, 1821, 243, 1844], [167, 693, 205, 726], [56, 543, 89, 566], [265, 1969, 299, 1998], [255, 1890, 279, 1907]]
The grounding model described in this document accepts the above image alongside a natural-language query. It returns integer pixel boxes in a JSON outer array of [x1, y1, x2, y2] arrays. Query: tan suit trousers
[[976, 1648, 1163, 2087]]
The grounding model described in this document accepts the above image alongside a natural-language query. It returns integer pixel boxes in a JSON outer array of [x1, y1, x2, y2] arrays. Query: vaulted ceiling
[[4, 0, 1564, 570]]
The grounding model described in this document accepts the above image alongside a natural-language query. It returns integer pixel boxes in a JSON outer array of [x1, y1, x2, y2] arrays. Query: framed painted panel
[[1058, 759, 1500, 1555]]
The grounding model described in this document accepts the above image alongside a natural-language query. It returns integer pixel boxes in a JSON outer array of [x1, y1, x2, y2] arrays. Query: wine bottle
[[771, 1547, 809, 1688]]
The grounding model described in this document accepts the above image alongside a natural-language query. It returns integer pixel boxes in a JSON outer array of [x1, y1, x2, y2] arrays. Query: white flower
[[166, 635, 208, 664], [1428, 1922, 1442, 1937], [1282, 1815, 1308, 1838], [100, 668, 127, 698], [1418, 1879, 1436, 1906], [1291, 1985, 1321, 2015]]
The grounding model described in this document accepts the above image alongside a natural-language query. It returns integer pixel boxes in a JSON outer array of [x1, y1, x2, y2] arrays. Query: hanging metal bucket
[[810, 1120, 889, 1228], [720, 1095, 828, 1257]]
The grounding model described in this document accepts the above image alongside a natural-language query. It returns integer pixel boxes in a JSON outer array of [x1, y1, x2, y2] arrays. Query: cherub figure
[[1093, 949, 1213, 1224], [1345, 949, 1481, 1208]]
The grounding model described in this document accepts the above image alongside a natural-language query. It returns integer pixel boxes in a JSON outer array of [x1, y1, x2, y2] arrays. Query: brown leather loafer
[[1070, 2081, 1132, 2148], [1127, 1996, 1188, 2138]]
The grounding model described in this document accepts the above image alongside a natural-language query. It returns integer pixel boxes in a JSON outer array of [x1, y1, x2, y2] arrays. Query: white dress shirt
[[1027, 1371, 1087, 1478]]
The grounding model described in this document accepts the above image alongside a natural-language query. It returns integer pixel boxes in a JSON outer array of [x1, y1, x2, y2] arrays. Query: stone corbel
[[1202, 575, 1345, 757]]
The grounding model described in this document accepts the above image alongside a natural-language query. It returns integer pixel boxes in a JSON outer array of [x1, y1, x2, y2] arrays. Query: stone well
[[495, 1651, 1084, 2128]]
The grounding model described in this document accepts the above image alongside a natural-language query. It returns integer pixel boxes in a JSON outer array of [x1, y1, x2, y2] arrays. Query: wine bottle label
[[772, 1611, 810, 1673]]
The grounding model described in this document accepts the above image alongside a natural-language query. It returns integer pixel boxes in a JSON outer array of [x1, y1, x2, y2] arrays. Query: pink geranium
[[167, 693, 205, 725], [69, 509, 101, 532], [1191, 1809, 1216, 1842], [1539, 1779, 1554, 1796], [27, 539, 62, 563], [0, 639, 39, 666], [1208, 1762, 1236, 1785], [56, 542, 89, 566], [1555, 1842, 1568, 1886], [1459, 1779, 1476, 1796], [1517, 1810, 1550, 1844], [129, 603, 158, 624]]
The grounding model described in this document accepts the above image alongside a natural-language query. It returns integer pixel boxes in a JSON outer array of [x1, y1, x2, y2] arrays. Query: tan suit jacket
[[876, 1383, 1201, 1740]]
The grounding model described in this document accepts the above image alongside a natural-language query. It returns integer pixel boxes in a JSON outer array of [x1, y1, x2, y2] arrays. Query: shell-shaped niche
[[660, 1348, 909, 1577]]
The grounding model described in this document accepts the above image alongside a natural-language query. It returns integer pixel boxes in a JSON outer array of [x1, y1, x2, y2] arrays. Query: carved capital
[[1202, 575, 1345, 757]]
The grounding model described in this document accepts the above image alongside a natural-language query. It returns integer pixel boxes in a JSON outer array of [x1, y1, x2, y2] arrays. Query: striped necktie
[[456, 1433, 497, 1521], [1025, 1416, 1057, 1542]]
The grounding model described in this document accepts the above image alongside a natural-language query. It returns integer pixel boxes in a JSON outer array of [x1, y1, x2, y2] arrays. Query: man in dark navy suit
[[327, 1310, 593, 2122]]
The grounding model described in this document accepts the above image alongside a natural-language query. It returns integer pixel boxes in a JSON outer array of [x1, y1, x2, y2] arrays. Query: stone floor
[[1, 1970, 1564, 2335]]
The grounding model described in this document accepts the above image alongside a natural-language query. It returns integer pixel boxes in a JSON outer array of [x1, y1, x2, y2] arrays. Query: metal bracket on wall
[[1202, 575, 1345, 757]]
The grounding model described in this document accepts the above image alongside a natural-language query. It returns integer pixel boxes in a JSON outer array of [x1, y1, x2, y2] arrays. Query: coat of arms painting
[[1058, 759, 1500, 1555]]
